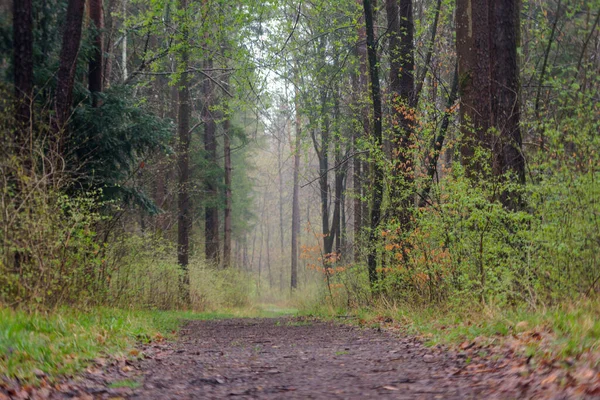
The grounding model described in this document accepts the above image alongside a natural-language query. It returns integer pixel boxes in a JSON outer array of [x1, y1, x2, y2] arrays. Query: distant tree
[[13, 0, 33, 139], [55, 0, 85, 136], [88, 0, 104, 106], [176, 0, 191, 300]]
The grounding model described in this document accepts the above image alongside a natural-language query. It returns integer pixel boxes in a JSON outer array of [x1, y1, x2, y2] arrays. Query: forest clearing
[[1, 0, 600, 398]]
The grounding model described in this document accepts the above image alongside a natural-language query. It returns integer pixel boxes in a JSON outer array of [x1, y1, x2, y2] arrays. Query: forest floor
[[4, 316, 599, 399]]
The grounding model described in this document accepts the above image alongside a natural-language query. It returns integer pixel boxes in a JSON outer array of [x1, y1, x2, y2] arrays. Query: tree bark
[[88, 0, 104, 106], [55, 0, 85, 135], [223, 111, 232, 269], [13, 0, 34, 139], [203, 57, 220, 263], [176, 0, 191, 303], [363, 0, 384, 285], [457, 0, 525, 194], [489, 0, 526, 187], [456, 0, 492, 177], [290, 88, 301, 290], [385, 0, 415, 228]]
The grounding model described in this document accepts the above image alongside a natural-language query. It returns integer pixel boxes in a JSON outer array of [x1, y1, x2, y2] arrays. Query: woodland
[[0, 0, 600, 396]]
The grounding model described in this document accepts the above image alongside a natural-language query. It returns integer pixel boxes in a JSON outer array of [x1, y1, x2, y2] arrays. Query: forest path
[[104, 317, 552, 400]]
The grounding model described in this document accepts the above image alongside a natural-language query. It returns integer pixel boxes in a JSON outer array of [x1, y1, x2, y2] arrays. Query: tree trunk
[[290, 88, 301, 290], [352, 5, 368, 260], [203, 57, 220, 263], [456, 0, 492, 177], [363, 0, 384, 285], [457, 0, 525, 198], [88, 0, 103, 106], [489, 0, 526, 187], [385, 0, 415, 228], [13, 0, 34, 139], [277, 135, 285, 270], [223, 109, 232, 268], [176, 0, 191, 303], [55, 0, 85, 135]]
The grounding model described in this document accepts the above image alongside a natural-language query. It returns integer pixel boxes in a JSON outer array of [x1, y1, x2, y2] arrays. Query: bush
[[0, 153, 108, 308]]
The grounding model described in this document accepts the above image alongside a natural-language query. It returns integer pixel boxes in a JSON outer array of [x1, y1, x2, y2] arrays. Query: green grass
[[108, 378, 141, 389], [299, 299, 600, 361], [0, 307, 237, 384]]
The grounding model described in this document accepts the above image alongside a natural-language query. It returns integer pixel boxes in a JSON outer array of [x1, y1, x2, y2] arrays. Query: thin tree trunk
[[419, 65, 459, 205], [176, 0, 191, 303], [121, 0, 127, 81], [203, 57, 220, 263], [277, 135, 285, 269], [266, 209, 273, 289], [290, 89, 301, 290], [363, 0, 384, 285], [54, 0, 85, 136], [13, 0, 34, 142], [353, 5, 368, 260], [414, 0, 442, 105], [223, 111, 232, 268], [88, 0, 104, 106]]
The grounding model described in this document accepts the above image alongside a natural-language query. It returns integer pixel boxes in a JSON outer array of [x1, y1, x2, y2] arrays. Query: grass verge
[[0, 306, 269, 385], [300, 299, 600, 363]]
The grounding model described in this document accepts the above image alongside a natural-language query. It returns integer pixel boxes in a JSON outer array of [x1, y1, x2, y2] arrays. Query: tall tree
[[456, 0, 525, 191], [489, 0, 526, 186], [176, 0, 191, 301], [385, 0, 415, 227], [362, 0, 384, 284], [223, 107, 232, 268], [54, 0, 85, 135], [290, 89, 301, 290], [13, 0, 34, 138], [88, 0, 104, 106], [202, 57, 220, 263]]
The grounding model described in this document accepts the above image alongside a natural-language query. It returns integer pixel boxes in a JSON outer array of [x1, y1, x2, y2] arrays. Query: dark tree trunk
[[291, 89, 301, 290], [223, 111, 232, 268], [385, 0, 415, 228], [54, 0, 85, 136], [363, 0, 384, 285], [203, 58, 220, 263], [414, 0, 442, 105], [457, 0, 525, 199], [352, 6, 368, 260], [456, 0, 492, 176], [88, 0, 103, 106], [176, 0, 191, 302], [13, 0, 34, 139], [420, 65, 459, 205], [489, 0, 526, 187]]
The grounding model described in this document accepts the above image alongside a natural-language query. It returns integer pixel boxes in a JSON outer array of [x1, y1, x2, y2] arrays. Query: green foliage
[[0, 149, 109, 307], [69, 86, 173, 214], [106, 234, 254, 310]]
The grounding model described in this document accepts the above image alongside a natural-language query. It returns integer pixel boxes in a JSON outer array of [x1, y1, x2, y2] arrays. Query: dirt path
[[27, 317, 591, 399]]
